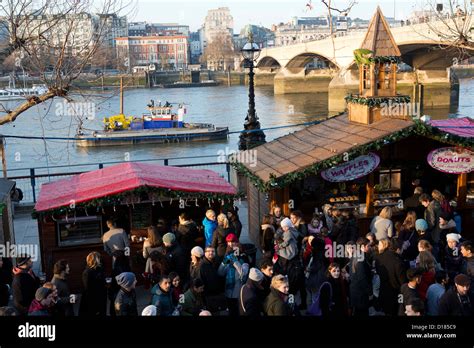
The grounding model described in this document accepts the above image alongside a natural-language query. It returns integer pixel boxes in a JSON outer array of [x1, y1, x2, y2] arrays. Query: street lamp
[[238, 32, 266, 151]]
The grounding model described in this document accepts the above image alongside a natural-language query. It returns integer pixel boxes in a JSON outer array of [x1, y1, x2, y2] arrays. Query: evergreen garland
[[345, 94, 411, 107]]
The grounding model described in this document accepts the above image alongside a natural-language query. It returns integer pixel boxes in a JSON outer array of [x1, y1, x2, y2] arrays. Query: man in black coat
[[162, 233, 189, 283], [461, 241, 474, 294], [197, 247, 225, 312], [177, 213, 199, 255], [438, 274, 474, 316], [51, 259, 74, 317], [239, 268, 264, 316], [11, 256, 40, 315], [398, 268, 423, 316], [349, 238, 373, 316]]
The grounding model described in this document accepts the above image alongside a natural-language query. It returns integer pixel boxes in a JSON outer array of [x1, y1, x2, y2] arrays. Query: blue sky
[[133, 0, 419, 32]]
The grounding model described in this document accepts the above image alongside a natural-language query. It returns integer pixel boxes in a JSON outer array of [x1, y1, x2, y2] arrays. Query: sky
[[132, 0, 421, 32]]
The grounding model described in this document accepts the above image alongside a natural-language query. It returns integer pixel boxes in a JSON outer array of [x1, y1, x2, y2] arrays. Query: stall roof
[[429, 117, 474, 139], [35, 162, 236, 212], [236, 114, 414, 183]]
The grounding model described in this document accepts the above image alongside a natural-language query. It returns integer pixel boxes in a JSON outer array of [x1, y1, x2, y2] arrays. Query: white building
[[99, 14, 128, 48], [202, 7, 234, 49]]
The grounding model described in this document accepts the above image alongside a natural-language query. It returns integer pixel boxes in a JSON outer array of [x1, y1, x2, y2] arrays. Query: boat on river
[[75, 79, 228, 147]]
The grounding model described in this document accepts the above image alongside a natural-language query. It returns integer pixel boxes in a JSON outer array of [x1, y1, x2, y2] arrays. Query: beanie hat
[[415, 219, 428, 232], [454, 274, 471, 286], [115, 272, 136, 290], [225, 233, 238, 243], [162, 233, 176, 244], [35, 287, 52, 301], [446, 233, 461, 243], [249, 268, 264, 282], [191, 246, 204, 258], [16, 255, 31, 267], [141, 305, 157, 316], [280, 217, 294, 229]]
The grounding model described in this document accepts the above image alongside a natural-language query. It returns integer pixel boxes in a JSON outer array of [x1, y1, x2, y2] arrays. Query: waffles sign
[[321, 153, 380, 182], [427, 147, 474, 174]]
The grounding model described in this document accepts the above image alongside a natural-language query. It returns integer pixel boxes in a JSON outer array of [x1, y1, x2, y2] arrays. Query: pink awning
[[430, 117, 474, 139], [35, 162, 236, 212]]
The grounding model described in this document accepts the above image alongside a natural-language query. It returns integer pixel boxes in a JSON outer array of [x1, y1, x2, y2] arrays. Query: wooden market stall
[[234, 8, 474, 245], [34, 162, 237, 291]]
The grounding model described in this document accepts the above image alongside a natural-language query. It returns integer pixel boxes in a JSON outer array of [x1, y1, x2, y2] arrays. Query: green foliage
[[353, 49, 401, 66], [344, 94, 411, 107]]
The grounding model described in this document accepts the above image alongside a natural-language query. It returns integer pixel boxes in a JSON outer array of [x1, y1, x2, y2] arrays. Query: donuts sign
[[427, 147, 474, 174]]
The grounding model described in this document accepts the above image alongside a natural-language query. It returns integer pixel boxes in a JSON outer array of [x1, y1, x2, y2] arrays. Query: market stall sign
[[427, 147, 474, 174], [321, 153, 380, 182]]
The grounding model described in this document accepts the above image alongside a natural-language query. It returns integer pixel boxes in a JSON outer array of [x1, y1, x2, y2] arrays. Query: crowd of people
[[0, 186, 472, 317]]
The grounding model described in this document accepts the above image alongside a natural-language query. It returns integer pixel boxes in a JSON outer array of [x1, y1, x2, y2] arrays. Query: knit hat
[[191, 246, 204, 258], [16, 255, 31, 267], [35, 287, 52, 301], [162, 233, 176, 245], [280, 217, 294, 229], [454, 274, 471, 286], [249, 268, 264, 282], [415, 219, 428, 232], [115, 272, 136, 290], [446, 233, 461, 243], [225, 233, 238, 243], [141, 305, 157, 316]]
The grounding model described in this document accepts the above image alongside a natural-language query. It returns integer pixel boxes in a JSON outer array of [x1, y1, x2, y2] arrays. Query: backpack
[[307, 281, 333, 316]]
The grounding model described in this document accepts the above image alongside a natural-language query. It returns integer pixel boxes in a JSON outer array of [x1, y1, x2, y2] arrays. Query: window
[[362, 65, 371, 90], [57, 216, 103, 247]]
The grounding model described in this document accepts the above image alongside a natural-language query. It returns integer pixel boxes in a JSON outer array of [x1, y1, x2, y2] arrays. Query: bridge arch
[[256, 56, 281, 69], [285, 52, 339, 72]]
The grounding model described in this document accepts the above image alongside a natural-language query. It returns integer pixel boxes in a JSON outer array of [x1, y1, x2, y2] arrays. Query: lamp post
[[238, 33, 266, 151]]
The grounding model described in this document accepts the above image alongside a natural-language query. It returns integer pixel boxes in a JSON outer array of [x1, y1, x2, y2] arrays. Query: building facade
[[116, 35, 189, 70], [202, 7, 234, 49], [99, 13, 128, 48], [128, 22, 190, 37]]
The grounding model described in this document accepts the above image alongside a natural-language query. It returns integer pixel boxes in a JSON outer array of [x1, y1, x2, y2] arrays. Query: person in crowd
[[108, 250, 131, 316], [28, 287, 55, 316], [404, 186, 424, 218], [260, 214, 275, 260], [274, 217, 299, 275], [263, 274, 296, 316], [270, 205, 286, 230], [438, 274, 474, 316], [460, 241, 474, 290], [397, 211, 419, 263], [195, 247, 225, 313], [162, 233, 188, 283], [177, 212, 199, 256], [181, 278, 206, 316], [0, 257, 12, 307], [348, 237, 373, 316], [239, 268, 264, 316], [305, 235, 329, 301], [445, 233, 463, 283], [375, 239, 407, 316], [227, 208, 242, 240], [415, 219, 429, 242], [169, 272, 183, 306], [405, 298, 424, 316], [79, 252, 107, 316], [0, 306, 18, 316], [290, 210, 308, 249], [317, 263, 349, 317], [189, 246, 204, 282], [102, 219, 129, 259], [439, 212, 458, 235], [218, 233, 249, 316], [12, 255, 40, 315], [114, 272, 138, 316], [141, 305, 157, 316], [51, 259, 74, 317], [151, 275, 174, 316], [432, 189, 452, 216], [322, 204, 335, 232], [203, 210, 217, 247], [417, 251, 436, 301], [365, 232, 377, 256], [419, 193, 442, 254], [426, 270, 447, 316], [308, 213, 324, 235], [148, 249, 170, 286], [258, 259, 273, 301], [42, 282, 59, 306], [370, 207, 394, 241], [212, 213, 233, 261], [142, 226, 164, 288], [398, 268, 423, 316]]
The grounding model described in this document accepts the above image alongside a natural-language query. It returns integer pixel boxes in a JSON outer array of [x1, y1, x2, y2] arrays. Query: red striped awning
[[430, 117, 474, 139]]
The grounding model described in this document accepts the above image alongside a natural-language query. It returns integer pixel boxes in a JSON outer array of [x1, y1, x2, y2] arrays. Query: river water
[[2, 78, 473, 175]]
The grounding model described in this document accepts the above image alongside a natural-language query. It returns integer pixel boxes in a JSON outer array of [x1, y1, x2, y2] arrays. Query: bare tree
[[202, 32, 236, 71], [0, 0, 134, 125]]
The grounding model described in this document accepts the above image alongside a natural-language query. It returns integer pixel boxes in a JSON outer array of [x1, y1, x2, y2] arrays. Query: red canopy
[[430, 117, 474, 139], [35, 162, 236, 212]]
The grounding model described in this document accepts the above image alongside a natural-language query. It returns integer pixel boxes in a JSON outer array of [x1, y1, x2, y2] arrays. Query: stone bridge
[[252, 17, 474, 112]]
